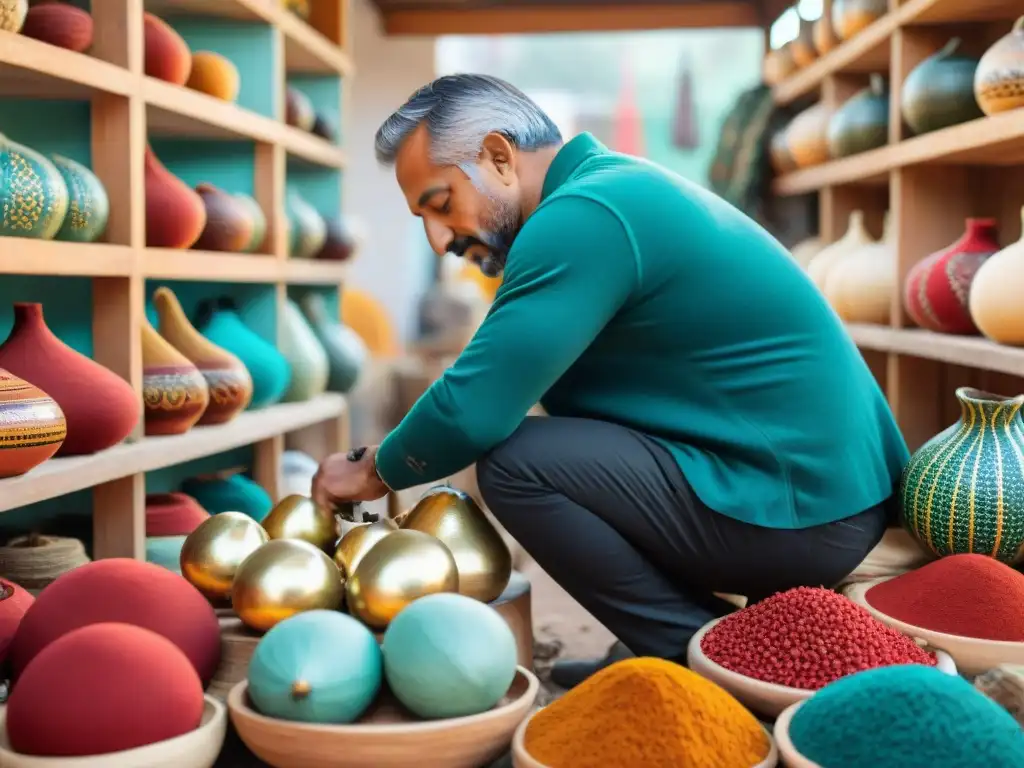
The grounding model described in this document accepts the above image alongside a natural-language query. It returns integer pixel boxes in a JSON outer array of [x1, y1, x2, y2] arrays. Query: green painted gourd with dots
[[0, 134, 69, 240], [51, 154, 109, 243], [900, 387, 1024, 564]]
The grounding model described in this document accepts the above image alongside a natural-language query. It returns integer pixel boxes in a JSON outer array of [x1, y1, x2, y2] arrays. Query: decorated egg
[[333, 517, 397, 577], [383, 593, 518, 719], [261, 494, 338, 552], [179, 511, 270, 601], [248, 610, 382, 723]]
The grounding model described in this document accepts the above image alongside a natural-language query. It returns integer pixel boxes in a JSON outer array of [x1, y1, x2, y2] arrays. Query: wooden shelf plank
[[847, 324, 1024, 377], [901, 0, 1024, 24], [282, 126, 347, 169], [285, 259, 350, 285], [0, 33, 135, 98], [143, 250, 282, 282], [0, 394, 347, 514], [774, 110, 1024, 195], [0, 239, 134, 277]]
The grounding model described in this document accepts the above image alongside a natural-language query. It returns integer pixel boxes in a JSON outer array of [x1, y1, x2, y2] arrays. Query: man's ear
[[479, 132, 516, 185]]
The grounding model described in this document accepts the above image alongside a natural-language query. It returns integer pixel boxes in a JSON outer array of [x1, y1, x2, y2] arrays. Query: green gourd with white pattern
[[0, 134, 69, 240], [51, 154, 109, 243], [900, 387, 1024, 564]]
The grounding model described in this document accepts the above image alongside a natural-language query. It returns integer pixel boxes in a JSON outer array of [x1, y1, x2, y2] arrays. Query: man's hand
[[313, 445, 390, 507]]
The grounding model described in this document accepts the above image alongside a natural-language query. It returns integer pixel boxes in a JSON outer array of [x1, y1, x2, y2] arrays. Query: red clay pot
[[145, 492, 210, 537]]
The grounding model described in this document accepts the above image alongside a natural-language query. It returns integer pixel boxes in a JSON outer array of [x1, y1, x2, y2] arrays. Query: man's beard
[[449, 198, 519, 278]]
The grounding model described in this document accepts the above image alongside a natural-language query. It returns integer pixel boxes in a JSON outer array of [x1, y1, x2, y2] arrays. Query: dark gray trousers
[[476, 416, 888, 662]]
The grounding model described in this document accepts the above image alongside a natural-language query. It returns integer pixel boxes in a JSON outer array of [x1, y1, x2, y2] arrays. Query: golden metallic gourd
[[345, 529, 459, 631], [401, 485, 512, 604], [261, 494, 337, 552], [333, 518, 398, 577], [232, 538, 345, 633], [179, 511, 270, 601]]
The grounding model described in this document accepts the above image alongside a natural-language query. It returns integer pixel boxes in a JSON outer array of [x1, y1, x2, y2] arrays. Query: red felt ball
[[9, 559, 220, 684], [6, 622, 204, 757], [0, 579, 33, 667]]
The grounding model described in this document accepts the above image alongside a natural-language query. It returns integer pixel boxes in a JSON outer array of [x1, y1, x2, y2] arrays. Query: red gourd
[[143, 12, 191, 85], [145, 492, 210, 537], [145, 145, 206, 249], [0, 579, 33, 667], [20, 2, 93, 53]]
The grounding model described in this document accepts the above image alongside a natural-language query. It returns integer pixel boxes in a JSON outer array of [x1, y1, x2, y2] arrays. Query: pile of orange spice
[[523, 657, 769, 768]]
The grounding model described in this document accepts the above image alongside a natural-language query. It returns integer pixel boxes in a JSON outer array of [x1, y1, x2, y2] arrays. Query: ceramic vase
[[145, 145, 206, 249], [975, 16, 1024, 116], [969, 206, 1024, 345], [902, 38, 984, 135], [0, 0, 26, 33], [831, 0, 887, 41], [235, 194, 266, 253], [904, 218, 1001, 335], [285, 87, 316, 131], [0, 134, 69, 240], [143, 12, 191, 85], [0, 304, 138, 456], [51, 154, 109, 243], [20, 2, 93, 52], [300, 293, 367, 394], [193, 183, 255, 253], [182, 472, 272, 522], [146, 492, 210, 537], [141, 317, 209, 436], [0, 368, 66, 478], [827, 75, 889, 158], [825, 212, 895, 324], [900, 388, 1024, 564], [791, 18, 818, 68], [314, 217, 357, 261], [185, 51, 240, 102], [312, 113, 338, 143], [195, 299, 291, 409], [286, 190, 327, 259], [786, 102, 835, 168], [806, 210, 875, 291], [153, 287, 253, 424], [279, 299, 328, 402], [813, 16, 840, 56]]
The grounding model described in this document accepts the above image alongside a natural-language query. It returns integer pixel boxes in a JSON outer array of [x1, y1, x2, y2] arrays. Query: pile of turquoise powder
[[789, 665, 1024, 767]]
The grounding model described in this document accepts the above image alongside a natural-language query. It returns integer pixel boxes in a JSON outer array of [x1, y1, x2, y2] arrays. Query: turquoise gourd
[[146, 535, 187, 574], [51, 154, 109, 243], [196, 300, 291, 409], [382, 593, 518, 719], [248, 610, 382, 724], [300, 293, 367, 394], [0, 133, 69, 240], [279, 299, 329, 402], [181, 473, 272, 523]]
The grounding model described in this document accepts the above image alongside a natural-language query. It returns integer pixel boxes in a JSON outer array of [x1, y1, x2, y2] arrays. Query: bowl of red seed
[[688, 586, 956, 717], [846, 554, 1024, 677]]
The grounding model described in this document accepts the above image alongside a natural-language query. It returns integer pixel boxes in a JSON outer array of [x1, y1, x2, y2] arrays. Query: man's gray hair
[[375, 74, 563, 167]]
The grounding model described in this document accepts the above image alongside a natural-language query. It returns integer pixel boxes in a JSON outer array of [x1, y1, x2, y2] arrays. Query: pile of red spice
[[865, 554, 1024, 642], [701, 587, 935, 690]]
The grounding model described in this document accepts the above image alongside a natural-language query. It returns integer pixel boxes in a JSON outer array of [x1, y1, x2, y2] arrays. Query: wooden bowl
[[846, 579, 1024, 677], [687, 616, 957, 717], [228, 665, 539, 768], [207, 615, 262, 702], [773, 701, 820, 768], [0, 695, 226, 768], [510, 706, 779, 768]]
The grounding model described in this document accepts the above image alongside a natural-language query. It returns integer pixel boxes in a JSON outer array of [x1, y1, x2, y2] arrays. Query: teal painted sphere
[[248, 610, 382, 724], [382, 593, 517, 720]]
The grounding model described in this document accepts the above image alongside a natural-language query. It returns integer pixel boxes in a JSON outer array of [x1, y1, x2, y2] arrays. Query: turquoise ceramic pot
[[300, 293, 367, 395], [146, 535, 187, 574], [181, 473, 272, 523], [248, 610, 382, 724], [196, 300, 291, 409], [382, 593, 518, 719]]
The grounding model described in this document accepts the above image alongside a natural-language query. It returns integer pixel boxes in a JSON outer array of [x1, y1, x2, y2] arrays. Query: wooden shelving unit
[[0, 0, 353, 561], [771, 0, 1024, 451]]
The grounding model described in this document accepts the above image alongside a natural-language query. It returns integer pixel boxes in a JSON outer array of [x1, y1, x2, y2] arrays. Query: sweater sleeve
[[375, 194, 639, 490]]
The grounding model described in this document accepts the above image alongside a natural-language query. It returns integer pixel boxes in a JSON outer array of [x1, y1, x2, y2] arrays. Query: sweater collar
[[540, 132, 608, 202]]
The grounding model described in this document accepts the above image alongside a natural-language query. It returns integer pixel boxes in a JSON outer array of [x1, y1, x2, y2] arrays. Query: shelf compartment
[[0, 394, 346, 514], [0, 33, 134, 99], [847, 324, 1024, 377], [0, 239, 133, 278]]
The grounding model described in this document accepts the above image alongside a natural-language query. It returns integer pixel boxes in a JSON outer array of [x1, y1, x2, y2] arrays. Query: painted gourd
[[827, 75, 889, 158], [900, 387, 1024, 565], [248, 610, 381, 724], [153, 287, 253, 424], [145, 145, 206, 249], [301, 293, 367, 394], [813, 16, 840, 56], [0, 368, 65, 478], [279, 299, 329, 402], [143, 12, 191, 85], [831, 0, 887, 41], [0, 0, 27, 33], [902, 38, 984, 135], [791, 17, 818, 68], [770, 128, 796, 175], [51, 154, 109, 243], [287, 189, 327, 259], [195, 299, 291, 409], [0, 134, 69, 240], [20, 2, 93, 52], [285, 87, 316, 131], [790, 237, 825, 270], [141, 316, 209, 436], [824, 212, 894, 325], [314, 217, 357, 261], [193, 183, 255, 253], [785, 102, 835, 168], [969, 206, 1024, 345], [975, 16, 1024, 116], [235, 194, 267, 253], [0, 304, 138, 456], [763, 45, 796, 87], [182, 472, 272, 522], [186, 51, 240, 102], [904, 218, 1001, 335], [806, 210, 874, 291]]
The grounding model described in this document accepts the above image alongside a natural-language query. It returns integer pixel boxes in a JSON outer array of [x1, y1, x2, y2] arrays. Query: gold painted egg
[[179, 511, 269, 602], [333, 518, 398, 577], [262, 494, 337, 552]]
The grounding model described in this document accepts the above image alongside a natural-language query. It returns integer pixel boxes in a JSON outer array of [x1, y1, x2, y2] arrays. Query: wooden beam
[[381, 3, 759, 35]]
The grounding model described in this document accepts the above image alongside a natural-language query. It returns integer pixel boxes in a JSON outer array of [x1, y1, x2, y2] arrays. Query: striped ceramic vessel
[[0, 368, 66, 478], [900, 388, 1024, 564]]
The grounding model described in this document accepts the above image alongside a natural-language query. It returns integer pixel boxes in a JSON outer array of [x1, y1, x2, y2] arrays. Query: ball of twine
[[0, 534, 91, 594]]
